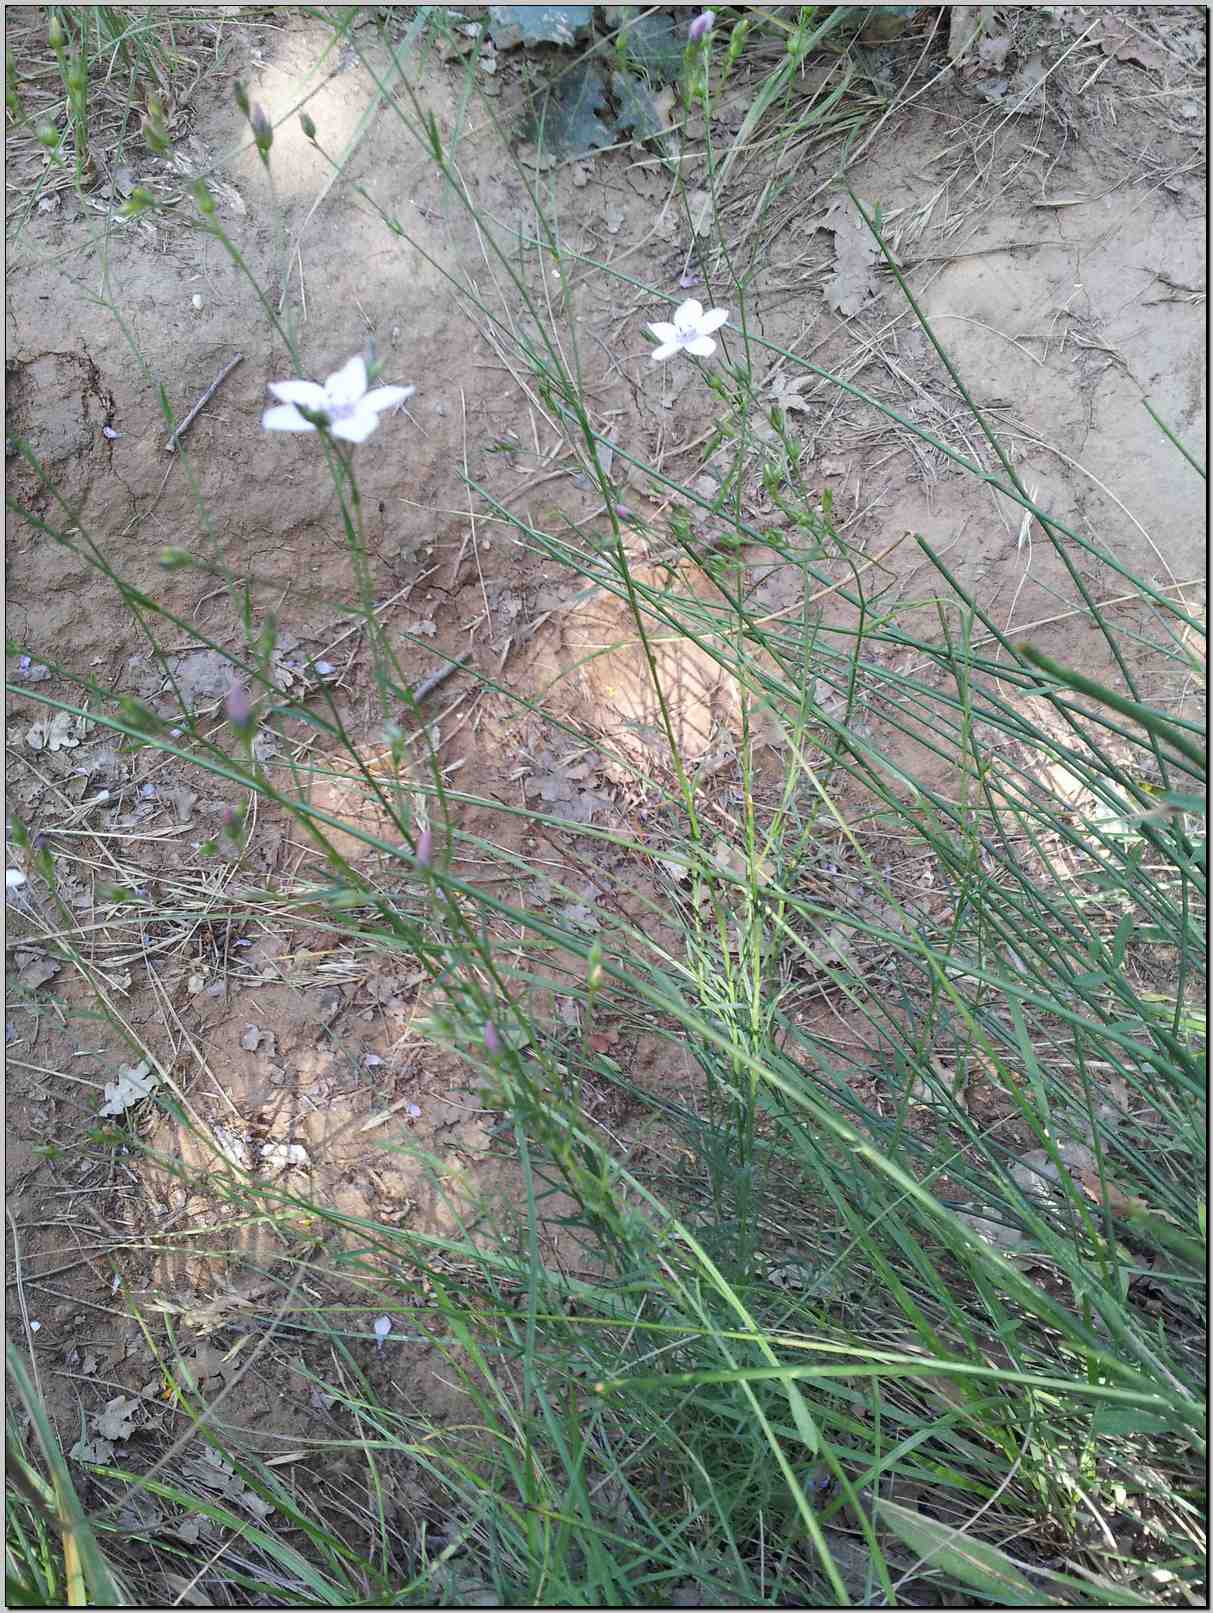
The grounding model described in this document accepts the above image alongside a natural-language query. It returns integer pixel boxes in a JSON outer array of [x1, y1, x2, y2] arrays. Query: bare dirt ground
[[5, 4, 1206, 1494]]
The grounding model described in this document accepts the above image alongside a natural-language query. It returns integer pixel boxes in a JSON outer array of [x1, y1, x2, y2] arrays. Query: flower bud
[[117, 696, 164, 735], [119, 185, 156, 218], [300, 111, 316, 141], [160, 547, 192, 570], [415, 827, 433, 869], [233, 81, 250, 117], [193, 178, 215, 215], [36, 122, 60, 149], [251, 103, 273, 159], [48, 13, 65, 50], [483, 1021, 503, 1059], [224, 684, 255, 736], [688, 10, 715, 43]]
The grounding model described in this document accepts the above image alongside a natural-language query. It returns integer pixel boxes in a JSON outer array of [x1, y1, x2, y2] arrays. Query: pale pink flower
[[647, 297, 728, 362], [262, 354, 414, 444]]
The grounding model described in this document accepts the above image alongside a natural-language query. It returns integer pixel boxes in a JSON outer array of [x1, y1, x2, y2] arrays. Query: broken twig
[[165, 354, 244, 451], [409, 652, 472, 707]]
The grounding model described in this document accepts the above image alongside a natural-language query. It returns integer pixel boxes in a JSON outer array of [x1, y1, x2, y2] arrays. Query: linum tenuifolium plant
[[246, 280, 728, 1073]]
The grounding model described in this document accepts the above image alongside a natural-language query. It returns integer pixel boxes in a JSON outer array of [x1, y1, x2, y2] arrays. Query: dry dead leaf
[[822, 197, 880, 318], [26, 710, 93, 753], [1099, 22, 1168, 72], [14, 951, 61, 991], [261, 1142, 309, 1171], [70, 1436, 116, 1465], [100, 1059, 159, 1117], [95, 1394, 141, 1440], [766, 371, 816, 414]]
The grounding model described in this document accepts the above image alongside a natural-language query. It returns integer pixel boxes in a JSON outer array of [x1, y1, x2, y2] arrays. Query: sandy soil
[[5, 3, 1205, 1497]]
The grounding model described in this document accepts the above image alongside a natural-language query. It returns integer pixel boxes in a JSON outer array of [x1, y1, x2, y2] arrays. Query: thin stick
[[410, 652, 472, 706], [164, 354, 244, 452]]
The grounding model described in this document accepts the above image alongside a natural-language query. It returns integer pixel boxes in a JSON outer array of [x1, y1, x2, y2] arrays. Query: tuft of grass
[[4, 4, 237, 242]]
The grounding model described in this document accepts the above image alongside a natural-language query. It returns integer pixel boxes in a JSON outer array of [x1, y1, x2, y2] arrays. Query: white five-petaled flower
[[647, 298, 728, 363], [262, 354, 414, 444]]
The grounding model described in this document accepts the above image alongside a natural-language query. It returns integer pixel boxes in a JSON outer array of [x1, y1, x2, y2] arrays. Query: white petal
[[262, 403, 316, 433], [685, 335, 717, 357], [699, 307, 729, 334], [267, 379, 326, 408], [324, 354, 368, 408], [362, 384, 414, 415], [329, 404, 381, 443], [674, 297, 704, 326], [648, 321, 678, 344], [650, 341, 679, 362]]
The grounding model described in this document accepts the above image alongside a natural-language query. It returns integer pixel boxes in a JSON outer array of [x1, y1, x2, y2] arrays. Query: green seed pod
[[193, 178, 215, 215], [160, 546, 192, 570], [36, 122, 61, 148], [48, 12, 65, 50], [300, 110, 316, 141], [233, 80, 250, 117]]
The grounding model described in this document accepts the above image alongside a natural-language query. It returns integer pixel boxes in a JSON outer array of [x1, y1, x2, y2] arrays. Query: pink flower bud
[[689, 10, 715, 43], [483, 1021, 503, 1059], [415, 827, 433, 868], [224, 684, 254, 734]]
